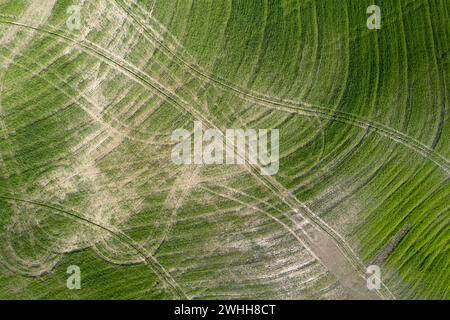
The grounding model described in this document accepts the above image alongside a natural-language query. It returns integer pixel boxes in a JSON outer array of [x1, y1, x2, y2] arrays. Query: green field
[[0, 0, 448, 299]]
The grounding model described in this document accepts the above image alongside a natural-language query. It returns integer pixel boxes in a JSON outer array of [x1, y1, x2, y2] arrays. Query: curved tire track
[[0, 194, 187, 299]]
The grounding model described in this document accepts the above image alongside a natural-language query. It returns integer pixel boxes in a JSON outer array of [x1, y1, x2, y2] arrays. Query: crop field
[[0, 0, 448, 300]]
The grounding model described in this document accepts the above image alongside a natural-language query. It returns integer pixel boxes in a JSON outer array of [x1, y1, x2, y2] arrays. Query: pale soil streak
[[214, 183, 307, 223], [30, 4, 175, 195], [96, 1, 211, 122], [0, 243, 61, 277], [0, 0, 57, 69], [50, 3, 181, 205], [196, 125, 386, 298], [198, 186, 338, 298], [0, 53, 171, 247], [151, 166, 201, 251], [201, 185, 377, 299], [200, 186, 321, 266], [305, 228, 378, 299], [0, 3, 170, 146], [109, 0, 216, 119], [24, 46, 155, 141], [0, 51, 170, 147]]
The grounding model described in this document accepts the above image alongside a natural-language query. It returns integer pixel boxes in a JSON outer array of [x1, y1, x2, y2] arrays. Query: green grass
[[0, 0, 448, 299]]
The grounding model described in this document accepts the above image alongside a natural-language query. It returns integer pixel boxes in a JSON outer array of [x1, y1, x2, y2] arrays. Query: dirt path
[[305, 229, 378, 299]]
